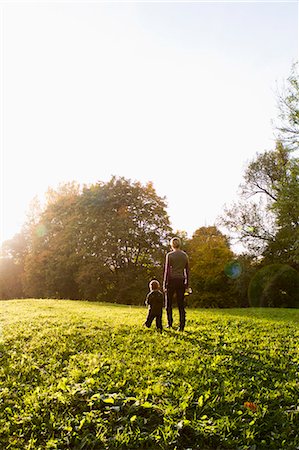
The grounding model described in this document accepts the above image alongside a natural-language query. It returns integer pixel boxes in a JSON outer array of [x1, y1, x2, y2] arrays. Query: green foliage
[[225, 255, 258, 308], [243, 141, 289, 203], [0, 257, 24, 299], [248, 264, 299, 308], [220, 142, 295, 257], [19, 177, 171, 303], [186, 227, 237, 307], [0, 233, 27, 299], [0, 300, 299, 449], [266, 158, 299, 267], [23, 183, 81, 299], [76, 177, 171, 304], [220, 65, 299, 262], [276, 62, 299, 152]]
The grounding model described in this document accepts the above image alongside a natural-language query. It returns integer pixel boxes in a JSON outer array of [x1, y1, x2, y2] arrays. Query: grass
[[0, 299, 298, 449]]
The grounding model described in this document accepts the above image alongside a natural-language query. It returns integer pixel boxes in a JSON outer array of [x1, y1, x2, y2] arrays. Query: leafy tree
[[220, 66, 298, 264], [76, 177, 171, 303], [220, 142, 298, 265], [0, 196, 45, 300], [0, 232, 27, 299], [23, 182, 82, 299], [226, 254, 258, 307], [186, 226, 237, 307], [23, 177, 171, 303], [266, 157, 299, 266], [1, 232, 27, 263], [248, 264, 299, 308], [0, 258, 24, 299], [220, 142, 292, 256], [275, 63, 299, 151]]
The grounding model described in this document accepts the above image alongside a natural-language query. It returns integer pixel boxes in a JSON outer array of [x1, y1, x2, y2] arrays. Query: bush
[[248, 264, 299, 307], [189, 290, 239, 308]]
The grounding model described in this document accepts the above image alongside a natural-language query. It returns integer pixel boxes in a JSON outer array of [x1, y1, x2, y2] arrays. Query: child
[[144, 279, 164, 332]]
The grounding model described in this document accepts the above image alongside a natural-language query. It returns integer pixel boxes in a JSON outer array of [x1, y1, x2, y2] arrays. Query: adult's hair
[[170, 237, 181, 249]]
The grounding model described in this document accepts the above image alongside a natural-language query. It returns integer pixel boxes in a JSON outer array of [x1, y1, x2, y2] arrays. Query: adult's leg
[[165, 286, 175, 327], [176, 282, 186, 331]]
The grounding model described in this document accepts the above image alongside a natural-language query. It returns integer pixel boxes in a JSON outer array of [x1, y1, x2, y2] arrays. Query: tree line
[[0, 177, 240, 306], [1, 65, 298, 307]]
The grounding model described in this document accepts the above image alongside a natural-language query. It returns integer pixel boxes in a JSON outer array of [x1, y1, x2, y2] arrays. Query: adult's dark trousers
[[166, 278, 186, 330], [145, 308, 162, 330]]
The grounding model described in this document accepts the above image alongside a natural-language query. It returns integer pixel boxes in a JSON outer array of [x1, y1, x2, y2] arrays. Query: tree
[[248, 264, 299, 308], [275, 63, 299, 152], [220, 142, 292, 256], [0, 196, 45, 300], [23, 182, 82, 299], [266, 158, 299, 266], [0, 257, 24, 299], [220, 66, 298, 264], [226, 254, 258, 307], [23, 177, 172, 303], [1, 231, 27, 263], [220, 142, 298, 265], [0, 232, 28, 299], [186, 226, 237, 307], [76, 177, 171, 303]]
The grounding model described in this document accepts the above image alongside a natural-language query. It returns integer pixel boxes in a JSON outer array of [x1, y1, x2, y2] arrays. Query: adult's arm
[[184, 257, 190, 289], [163, 253, 170, 291]]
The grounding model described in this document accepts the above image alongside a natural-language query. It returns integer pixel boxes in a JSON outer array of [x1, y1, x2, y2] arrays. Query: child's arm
[[145, 292, 150, 307], [146, 292, 153, 307]]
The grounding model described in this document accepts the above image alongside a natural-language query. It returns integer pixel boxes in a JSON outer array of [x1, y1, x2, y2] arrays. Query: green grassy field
[[0, 300, 298, 449]]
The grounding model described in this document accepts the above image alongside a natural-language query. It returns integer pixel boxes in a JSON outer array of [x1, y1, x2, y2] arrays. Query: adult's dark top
[[163, 249, 189, 289]]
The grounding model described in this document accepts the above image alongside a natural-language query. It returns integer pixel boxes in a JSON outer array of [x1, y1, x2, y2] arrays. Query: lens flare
[[224, 261, 242, 279], [36, 224, 47, 237]]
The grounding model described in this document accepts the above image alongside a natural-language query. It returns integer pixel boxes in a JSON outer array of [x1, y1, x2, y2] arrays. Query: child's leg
[[144, 308, 155, 327], [155, 312, 162, 331]]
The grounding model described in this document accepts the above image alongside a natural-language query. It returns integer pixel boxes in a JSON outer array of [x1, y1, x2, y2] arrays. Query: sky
[[0, 0, 298, 247]]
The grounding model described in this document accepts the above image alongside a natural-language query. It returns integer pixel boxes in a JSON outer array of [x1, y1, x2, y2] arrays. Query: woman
[[163, 237, 189, 331]]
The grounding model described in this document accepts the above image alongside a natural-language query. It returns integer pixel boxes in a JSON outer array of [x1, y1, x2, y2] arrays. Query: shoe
[[166, 324, 173, 329], [177, 327, 184, 332]]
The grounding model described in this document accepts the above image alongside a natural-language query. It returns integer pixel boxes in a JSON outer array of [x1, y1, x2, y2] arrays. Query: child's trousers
[[145, 308, 162, 330]]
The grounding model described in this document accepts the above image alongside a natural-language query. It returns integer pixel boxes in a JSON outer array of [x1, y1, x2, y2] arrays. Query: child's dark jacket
[[145, 290, 164, 313]]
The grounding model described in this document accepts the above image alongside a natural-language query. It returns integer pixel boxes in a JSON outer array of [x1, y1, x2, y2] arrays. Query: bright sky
[[0, 1, 298, 246]]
